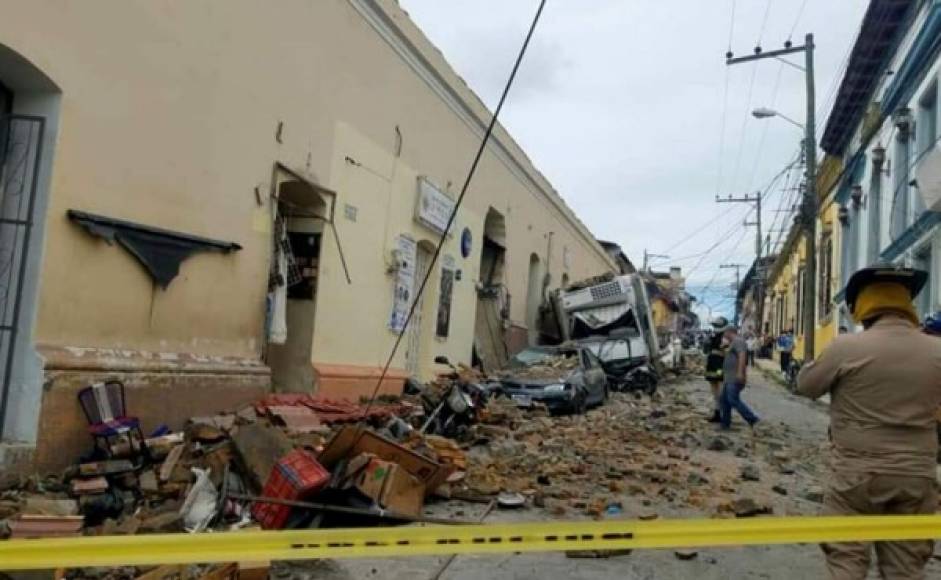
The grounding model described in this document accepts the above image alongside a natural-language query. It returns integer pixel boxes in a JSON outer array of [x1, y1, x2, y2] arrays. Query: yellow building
[[762, 155, 844, 362], [812, 155, 845, 356], [764, 225, 806, 358], [0, 0, 617, 471]]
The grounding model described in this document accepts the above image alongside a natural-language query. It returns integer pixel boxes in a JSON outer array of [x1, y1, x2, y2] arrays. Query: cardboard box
[[345, 454, 424, 517], [320, 425, 444, 495]]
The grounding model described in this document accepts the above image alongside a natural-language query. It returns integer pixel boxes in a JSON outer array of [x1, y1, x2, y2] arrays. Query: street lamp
[[752, 107, 805, 130]]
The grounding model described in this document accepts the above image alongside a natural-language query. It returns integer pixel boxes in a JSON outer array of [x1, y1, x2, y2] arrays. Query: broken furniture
[[78, 380, 149, 462]]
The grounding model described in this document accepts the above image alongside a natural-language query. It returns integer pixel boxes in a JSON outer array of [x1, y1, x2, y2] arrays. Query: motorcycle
[[418, 356, 495, 439], [618, 363, 659, 395]]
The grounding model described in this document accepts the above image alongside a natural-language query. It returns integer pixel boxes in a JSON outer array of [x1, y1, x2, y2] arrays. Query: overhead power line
[[363, 0, 548, 417], [788, 0, 810, 42]]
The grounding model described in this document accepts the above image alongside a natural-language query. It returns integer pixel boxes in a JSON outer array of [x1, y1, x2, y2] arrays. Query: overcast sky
[[399, 0, 869, 320]]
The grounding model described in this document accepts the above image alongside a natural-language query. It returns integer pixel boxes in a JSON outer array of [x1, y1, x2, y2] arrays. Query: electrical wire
[[685, 210, 754, 281], [690, 155, 799, 282], [767, 165, 802, 255], [788, 0, 810, 42], [660, 204, 739, 256], [727, 0, 737, 52], [756, 0, 773, 47], [690, 154, 801, 296], [745, 62, 786, 193], [715, 0, 738, 224], [690, 226, 752, 304], [728, 64, 761, 196], [764, 152, 804, 253], [362, 0, 547, 417]]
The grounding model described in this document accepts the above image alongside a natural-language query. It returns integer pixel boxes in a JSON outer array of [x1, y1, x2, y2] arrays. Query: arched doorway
[[0, 43, 61, 443], [526, 253, 543, 346], [474, 208, 508, 371]]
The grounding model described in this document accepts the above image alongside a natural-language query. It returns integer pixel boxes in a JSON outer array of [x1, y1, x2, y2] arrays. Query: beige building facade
[[0, 0, 615, 471]]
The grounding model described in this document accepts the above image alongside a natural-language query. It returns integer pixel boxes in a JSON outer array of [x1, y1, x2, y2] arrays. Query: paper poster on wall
[[436, 266, 455, 338], [389, 235, 417, 333]]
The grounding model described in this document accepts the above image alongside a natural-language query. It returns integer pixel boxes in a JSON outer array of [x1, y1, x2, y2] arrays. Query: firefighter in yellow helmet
[[797, 264, 941, 579]]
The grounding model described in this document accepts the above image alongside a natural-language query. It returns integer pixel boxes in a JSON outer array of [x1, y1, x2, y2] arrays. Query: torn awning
[[67, 210, 242, 288]]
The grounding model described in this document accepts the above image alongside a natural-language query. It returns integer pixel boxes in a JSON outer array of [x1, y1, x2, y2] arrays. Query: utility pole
[[728, 33, 816, 361], [720, 263, 744, 325], [716, 192, 763, 333], [643, 249, 669, 272]]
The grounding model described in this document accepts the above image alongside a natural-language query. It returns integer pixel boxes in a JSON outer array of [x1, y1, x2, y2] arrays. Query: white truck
[[553, 274, 666, 392]]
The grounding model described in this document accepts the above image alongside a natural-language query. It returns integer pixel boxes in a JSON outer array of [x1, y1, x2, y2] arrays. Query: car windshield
[[585, 339, 631, 362], [509, 348, 576, 368]]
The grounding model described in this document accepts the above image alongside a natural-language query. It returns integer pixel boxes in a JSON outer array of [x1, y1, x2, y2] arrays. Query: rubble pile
[[460, 389, 797, 518], [497, 353, 579, 380], [0, 395, 441, 545], [0, 360, 819, 580]]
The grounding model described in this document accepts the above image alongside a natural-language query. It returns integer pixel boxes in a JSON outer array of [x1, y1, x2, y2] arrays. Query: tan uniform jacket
[[797, 316, 941, 477]]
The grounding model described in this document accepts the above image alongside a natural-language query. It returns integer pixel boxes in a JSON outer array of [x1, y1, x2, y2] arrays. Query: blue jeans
[[720, 382, 759, 428]]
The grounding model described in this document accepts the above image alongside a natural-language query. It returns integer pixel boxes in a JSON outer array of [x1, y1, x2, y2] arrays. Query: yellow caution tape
[[3, 515, 941, 570]]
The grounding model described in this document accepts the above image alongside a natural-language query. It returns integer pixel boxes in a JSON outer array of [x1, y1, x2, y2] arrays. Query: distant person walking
[[745, 333, 757, 367], [719, 325, 760, 430], [777, 329, 795, 374]]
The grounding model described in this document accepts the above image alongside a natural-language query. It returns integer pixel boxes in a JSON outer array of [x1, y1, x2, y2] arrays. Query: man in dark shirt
[[719, 325, 759, 430]]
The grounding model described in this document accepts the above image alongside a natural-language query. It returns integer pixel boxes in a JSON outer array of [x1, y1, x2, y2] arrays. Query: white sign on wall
[[415, 177, 456, 236], [389, 235, 417, 333]]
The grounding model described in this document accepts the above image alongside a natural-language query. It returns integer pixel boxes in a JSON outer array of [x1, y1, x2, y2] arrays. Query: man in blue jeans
[[719, 325, 760, 429]]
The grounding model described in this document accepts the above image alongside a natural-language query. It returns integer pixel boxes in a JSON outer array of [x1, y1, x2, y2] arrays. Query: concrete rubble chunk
[[140, 509, 183, 533], [706, 435, 732, 451], [139, 470, 160, 494], [686, 472, 709, 486], [801, 486, 825, 504], [740, 463, 760, 481], [777, 463, 797, 475], [71, 476, 109, 495], [23, 496, 79, 517], [231, 423, 294, 491], [159, 444, 185, 483], [730, 497, 773, 518]]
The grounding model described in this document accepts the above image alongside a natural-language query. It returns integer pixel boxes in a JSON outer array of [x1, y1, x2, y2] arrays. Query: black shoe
[[708, 410, 721, 423]]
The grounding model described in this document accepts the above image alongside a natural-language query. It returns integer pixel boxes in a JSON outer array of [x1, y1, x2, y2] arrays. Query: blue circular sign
[[461, 227, 473, 258]]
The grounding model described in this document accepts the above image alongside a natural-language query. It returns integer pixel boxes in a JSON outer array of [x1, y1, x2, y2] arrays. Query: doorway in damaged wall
[[474, 208, 508, 372], [266, 179, 326, 393]]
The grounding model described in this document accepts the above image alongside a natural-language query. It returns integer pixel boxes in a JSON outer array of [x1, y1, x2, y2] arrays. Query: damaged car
[[497, 345, 608, 414], [579, 328, 659, 395]]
